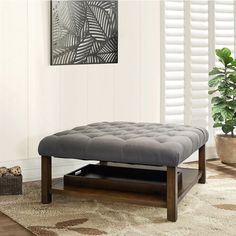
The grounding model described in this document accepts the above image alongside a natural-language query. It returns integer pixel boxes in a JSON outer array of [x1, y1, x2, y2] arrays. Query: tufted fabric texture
[[38, 122, 208, 167]]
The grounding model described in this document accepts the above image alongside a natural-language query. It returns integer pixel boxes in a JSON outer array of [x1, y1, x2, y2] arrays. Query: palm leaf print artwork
[[51, 0, 118, 65]]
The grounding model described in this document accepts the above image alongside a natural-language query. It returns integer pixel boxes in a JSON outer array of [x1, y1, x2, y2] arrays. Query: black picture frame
[[50, 0, 118, 66]]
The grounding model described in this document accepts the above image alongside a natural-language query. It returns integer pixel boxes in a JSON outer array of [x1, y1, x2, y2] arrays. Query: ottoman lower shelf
[[51, 164, 202, 207], [52, 178, 167, 207], [64, 164, 183, 194]]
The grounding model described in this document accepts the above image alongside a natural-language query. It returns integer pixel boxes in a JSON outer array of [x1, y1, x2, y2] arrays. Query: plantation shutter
[[215, 0, 235, 54], [161, 0, 209, 127], [161, 0, 236, 134], [161, 0, 185, 124], [189, 1, 209, 127]]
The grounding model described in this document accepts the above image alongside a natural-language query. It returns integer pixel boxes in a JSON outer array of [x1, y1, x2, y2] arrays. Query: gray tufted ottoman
[[39, 122, 208, 222]]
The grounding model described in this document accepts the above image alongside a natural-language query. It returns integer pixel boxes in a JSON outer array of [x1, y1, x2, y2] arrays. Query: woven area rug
[[0, 160, 236, 236]]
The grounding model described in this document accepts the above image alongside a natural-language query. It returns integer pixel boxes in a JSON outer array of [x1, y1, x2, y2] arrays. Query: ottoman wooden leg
[[41, 156, 52, 204], [167, 167, 178, 222], [198, 145, 206, 184]]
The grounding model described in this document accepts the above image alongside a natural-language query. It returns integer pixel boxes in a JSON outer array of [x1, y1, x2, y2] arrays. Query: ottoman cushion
[[38, 122, 208, 167]]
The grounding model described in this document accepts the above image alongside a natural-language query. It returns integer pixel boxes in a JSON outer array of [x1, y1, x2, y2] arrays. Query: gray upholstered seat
[[38, 122, 208, 167]]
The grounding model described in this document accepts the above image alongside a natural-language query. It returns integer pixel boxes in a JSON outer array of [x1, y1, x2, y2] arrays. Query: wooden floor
[[0, 212, 34, 236]]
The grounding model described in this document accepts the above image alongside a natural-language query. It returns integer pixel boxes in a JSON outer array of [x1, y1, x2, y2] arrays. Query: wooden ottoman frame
[[41, 145, 206, 222]]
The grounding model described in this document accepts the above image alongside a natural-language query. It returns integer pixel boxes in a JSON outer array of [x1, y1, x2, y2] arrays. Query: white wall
[[0, 0, 161, 173]]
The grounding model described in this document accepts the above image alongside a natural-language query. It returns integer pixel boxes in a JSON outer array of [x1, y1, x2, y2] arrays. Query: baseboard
[[206, 146, 217, 159], [0, 158, 96, 182]]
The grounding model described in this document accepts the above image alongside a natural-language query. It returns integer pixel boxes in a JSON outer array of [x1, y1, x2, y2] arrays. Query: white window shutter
[[162, 0, 185, 124], [215, 0, 234, 54], [189, 0, 209, 127], [161, 0, 236, 132]]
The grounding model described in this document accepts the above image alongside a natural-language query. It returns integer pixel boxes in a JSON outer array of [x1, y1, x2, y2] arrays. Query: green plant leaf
[[212, 106, 222, 115], [216, 48, 231, 58], [213, 123, 222, 128], [228, 90, 236, 96], [216, 48, 233, 65], [228, 73, 236, 83], [208, 75, 224, 87], [228, 100, 236, 109], [212, 113, 224, 122], [211, 97, 223, 104], [221, 107, 234, 120], [226, 57, 233, 65], [208, 89, 218, 95], [209, 67, 224, 76], [218, 84, 231, 96], [231, 59, 236, 66], [225, 119, 236, 126], [222, 124, 234, 134], [218, 101, 227, 108]]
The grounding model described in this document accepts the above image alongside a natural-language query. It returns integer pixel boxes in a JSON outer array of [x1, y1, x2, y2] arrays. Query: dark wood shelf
[[64, 164, 182, 194], [53, 178, 167, 207], [52, 164, 202, 207]]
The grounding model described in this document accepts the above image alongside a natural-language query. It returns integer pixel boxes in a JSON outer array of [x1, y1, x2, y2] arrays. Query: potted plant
[[209, 47, 236, 164]]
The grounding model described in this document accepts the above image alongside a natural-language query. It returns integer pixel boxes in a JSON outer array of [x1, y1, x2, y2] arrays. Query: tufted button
[[39, 121, 209, 167]]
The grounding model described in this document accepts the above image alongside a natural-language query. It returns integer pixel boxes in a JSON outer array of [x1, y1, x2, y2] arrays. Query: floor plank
[[0, 212, 34, 236]]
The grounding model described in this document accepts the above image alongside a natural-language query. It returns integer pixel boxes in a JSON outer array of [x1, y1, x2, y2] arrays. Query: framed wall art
[[51, 0, 118, 65]]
